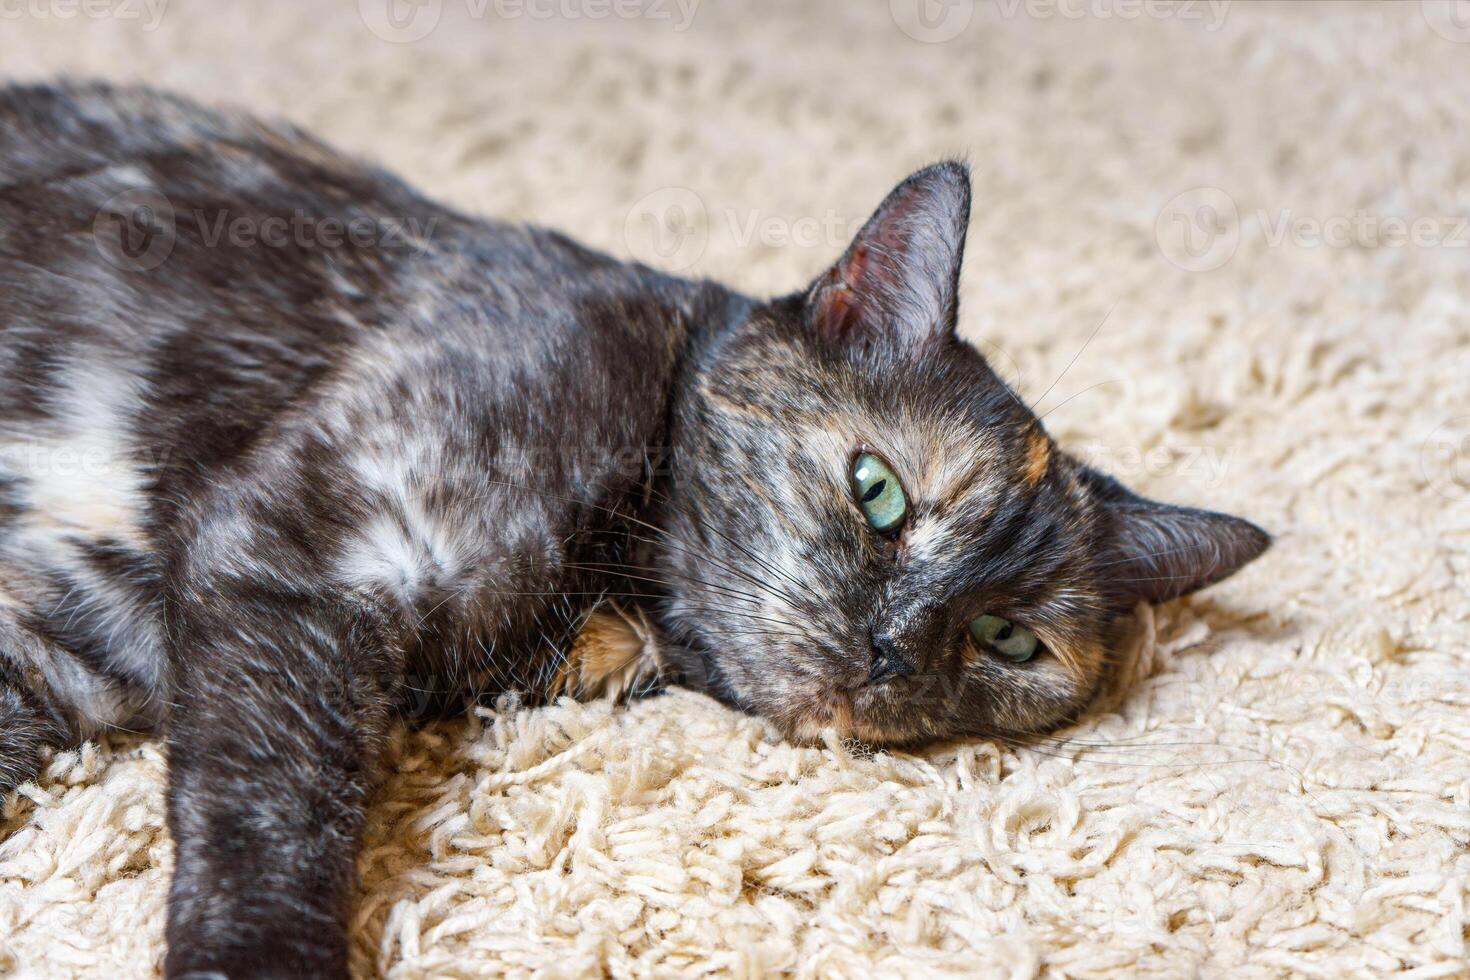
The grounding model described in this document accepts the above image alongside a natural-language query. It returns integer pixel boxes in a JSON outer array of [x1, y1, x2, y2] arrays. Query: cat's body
[[0, 81, 710, 735], [0, 82, 1268, 977], [0, 82, 715, 972]]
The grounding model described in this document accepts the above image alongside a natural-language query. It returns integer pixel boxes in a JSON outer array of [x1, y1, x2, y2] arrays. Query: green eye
[[850, 452, 907, 534], [969, 614, 1040, 663]]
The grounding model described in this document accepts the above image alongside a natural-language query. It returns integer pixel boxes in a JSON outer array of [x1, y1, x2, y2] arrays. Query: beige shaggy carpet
[[2, 1, 1469, 976]]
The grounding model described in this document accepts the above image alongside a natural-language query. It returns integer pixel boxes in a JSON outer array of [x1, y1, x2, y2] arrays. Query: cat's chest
[[370, 492, 643, 706], [322, 412, 649, 676]]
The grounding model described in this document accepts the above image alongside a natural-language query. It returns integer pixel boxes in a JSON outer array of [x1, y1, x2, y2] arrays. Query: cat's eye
[[850, 452, 907, 534], [969, 614, 1040, 663]]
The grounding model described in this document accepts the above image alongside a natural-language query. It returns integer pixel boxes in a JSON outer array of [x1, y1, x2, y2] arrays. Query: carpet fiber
[[1, 1, 1467, 976]]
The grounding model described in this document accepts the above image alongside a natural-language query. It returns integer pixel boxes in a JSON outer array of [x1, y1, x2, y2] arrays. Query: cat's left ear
[[1085, 469, 1271, 607], [806, 161, 970, 347]]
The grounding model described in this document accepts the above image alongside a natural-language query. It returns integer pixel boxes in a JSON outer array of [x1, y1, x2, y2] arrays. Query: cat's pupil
[[861, 479, 887, 503], [994, 623, 1013, 642]]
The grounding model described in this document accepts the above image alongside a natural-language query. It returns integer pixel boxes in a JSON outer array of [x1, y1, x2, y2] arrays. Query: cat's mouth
[[671, 626, 934, 745]]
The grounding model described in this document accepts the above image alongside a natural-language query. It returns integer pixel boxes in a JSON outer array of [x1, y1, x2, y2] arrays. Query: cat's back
[[0, 81, 279, 182], [0, 82, 700, 738], [0, 82, 446, 731], [0, 82, 424, 527], [0, 81, 637, 494]]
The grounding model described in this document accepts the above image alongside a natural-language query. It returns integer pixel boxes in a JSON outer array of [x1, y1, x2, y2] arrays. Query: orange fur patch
[[1023, 428, 1052, 487], [549, 607, 658, 701]]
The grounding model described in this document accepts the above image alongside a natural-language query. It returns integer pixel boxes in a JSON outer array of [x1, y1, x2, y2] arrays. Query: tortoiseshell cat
[[0, 82, 1268, 976]]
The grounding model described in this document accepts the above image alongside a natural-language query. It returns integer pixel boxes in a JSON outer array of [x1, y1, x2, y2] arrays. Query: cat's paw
[[550, 606, 662, 703]]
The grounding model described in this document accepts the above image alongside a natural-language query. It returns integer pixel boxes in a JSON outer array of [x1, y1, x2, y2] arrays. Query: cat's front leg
[[163, 583, 401, 980]]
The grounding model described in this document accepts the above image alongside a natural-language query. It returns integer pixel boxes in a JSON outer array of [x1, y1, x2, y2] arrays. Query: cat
[[0, 81, 1269, 977]]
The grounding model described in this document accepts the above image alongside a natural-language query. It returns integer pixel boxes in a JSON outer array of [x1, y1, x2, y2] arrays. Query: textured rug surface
[[2, 1, 1469, 976]]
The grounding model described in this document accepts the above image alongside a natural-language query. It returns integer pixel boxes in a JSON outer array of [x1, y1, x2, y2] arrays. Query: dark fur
[[0, 82, 1268, 976]]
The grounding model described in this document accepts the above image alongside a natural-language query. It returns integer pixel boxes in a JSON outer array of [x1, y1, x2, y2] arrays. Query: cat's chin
[[777, 681, 933, 748], [777, 686, 852, 745]]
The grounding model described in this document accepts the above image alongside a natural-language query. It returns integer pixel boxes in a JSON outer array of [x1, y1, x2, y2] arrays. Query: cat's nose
[[868, 599, 945, 683], [869, 632, 916, 683]]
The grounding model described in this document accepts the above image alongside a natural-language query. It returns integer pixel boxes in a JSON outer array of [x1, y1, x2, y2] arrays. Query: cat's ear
[[806, 161, 970, 348], [1086, 469, 1271, 607]]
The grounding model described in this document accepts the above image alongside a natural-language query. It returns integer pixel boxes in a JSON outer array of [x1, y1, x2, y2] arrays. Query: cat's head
[[655, 162, 1269, 747]]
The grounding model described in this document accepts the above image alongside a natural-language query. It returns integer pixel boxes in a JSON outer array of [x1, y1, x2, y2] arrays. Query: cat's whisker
[[412, 585, 471, 629], [681, 627, 808, 641], [639, 482, 809, 597], [1091, 546, 1222, 570], [1027, 730, 1256, 751], [1036, 379, 1123, 425], [628, 525, 809, 608], [637, 481, 799, 590], [982, 731, 1244, 770], [541, 576, 805, 635], [593, 558, 799, 620], [469, 477, 809, 616], [678, 501, 809, 597], [620, 543, 823, 637], [1028, 299, 1117, 414], [561, 560, 771, 609]]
